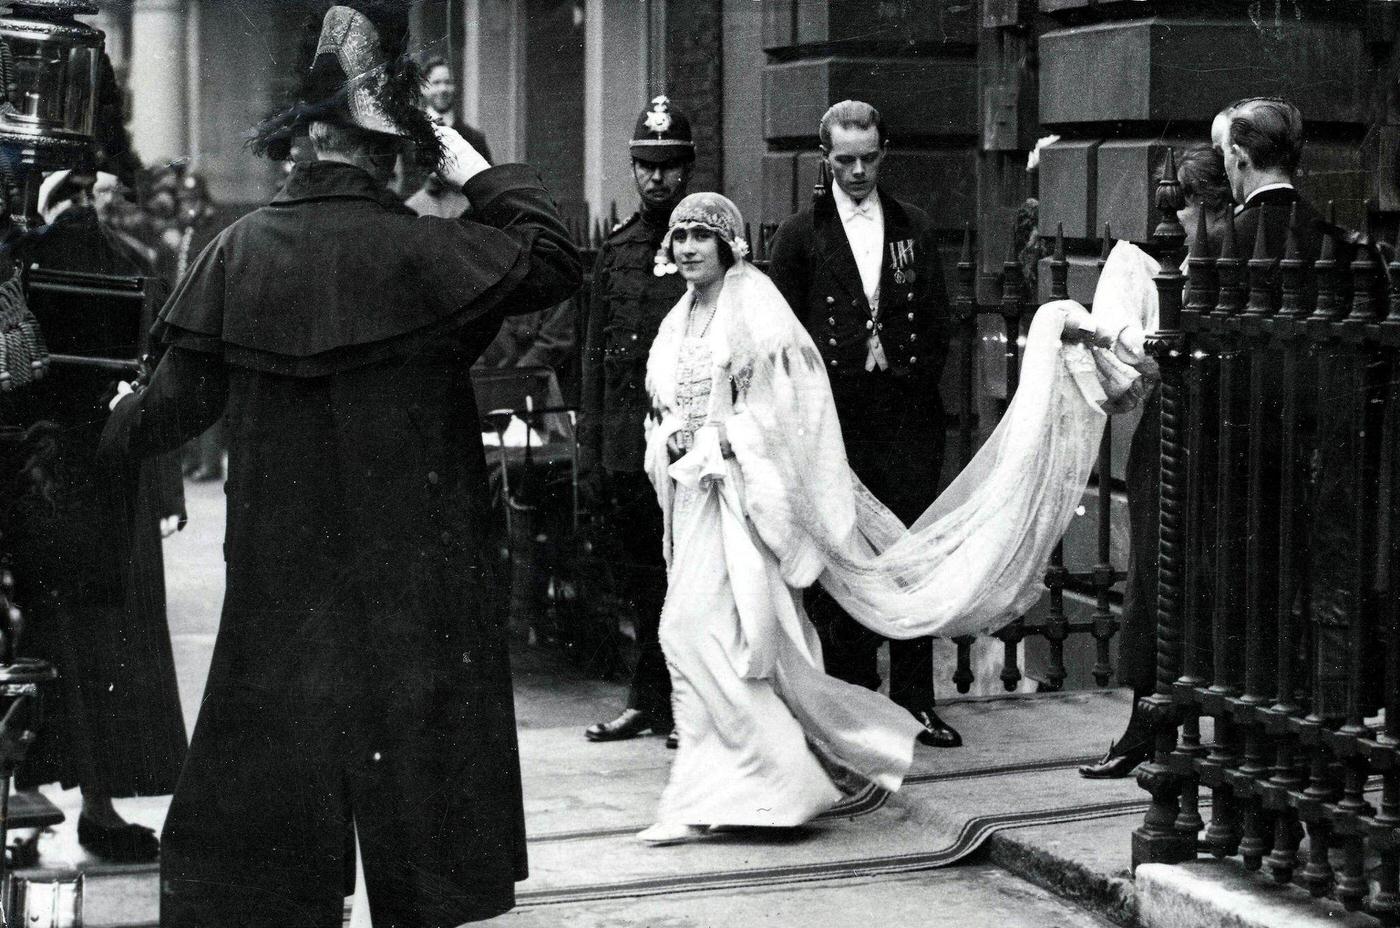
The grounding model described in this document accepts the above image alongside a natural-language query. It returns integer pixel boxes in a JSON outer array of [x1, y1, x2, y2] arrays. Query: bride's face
[[672, 224, 726, 287]]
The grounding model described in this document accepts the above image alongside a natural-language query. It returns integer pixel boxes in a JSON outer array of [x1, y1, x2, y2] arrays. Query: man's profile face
[[824, 123, 883, 203], [1211, 111, 1245, 203], [424, 65, 455, 115], [632, 158, 690, 211]]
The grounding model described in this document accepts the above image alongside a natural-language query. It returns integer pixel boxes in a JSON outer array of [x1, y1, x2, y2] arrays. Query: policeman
[[579, 96, 695, 745]]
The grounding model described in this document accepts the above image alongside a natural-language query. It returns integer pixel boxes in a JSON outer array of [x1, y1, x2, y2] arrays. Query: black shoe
[[586, 708, 660, 742], [913, 708, 962, 748], [1078, 741, 1150, 779], [77, 816, 159, 863], [665, 728, 678, 749]]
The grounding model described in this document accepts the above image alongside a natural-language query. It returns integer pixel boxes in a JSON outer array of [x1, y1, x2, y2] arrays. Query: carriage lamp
[[0, 1, 103, 226]]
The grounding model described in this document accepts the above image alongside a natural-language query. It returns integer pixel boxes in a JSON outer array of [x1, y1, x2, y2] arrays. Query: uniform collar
[[1236, 181, 1296, 214], [272, 161, 390, 206]]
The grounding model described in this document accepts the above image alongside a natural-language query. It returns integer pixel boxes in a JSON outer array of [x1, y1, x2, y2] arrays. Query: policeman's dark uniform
[[578, 98, 693, 737], [767, 182, 954, 737]]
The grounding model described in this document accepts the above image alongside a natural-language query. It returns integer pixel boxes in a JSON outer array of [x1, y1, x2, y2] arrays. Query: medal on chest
[[890, 238, 916, 286]]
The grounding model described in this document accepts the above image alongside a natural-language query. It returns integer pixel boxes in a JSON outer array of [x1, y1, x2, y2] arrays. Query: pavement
[[13, 477, 1376, 928]]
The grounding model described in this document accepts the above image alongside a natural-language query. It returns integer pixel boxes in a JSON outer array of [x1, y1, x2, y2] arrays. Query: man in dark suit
[[1214, 97, 1323, 263], [767, 100, 960, 748]]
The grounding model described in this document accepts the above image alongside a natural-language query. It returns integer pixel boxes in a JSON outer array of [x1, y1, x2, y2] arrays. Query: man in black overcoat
[[98, 6, 581, 926], [578, 96, 694, 745], [767, 100, 960, 749]]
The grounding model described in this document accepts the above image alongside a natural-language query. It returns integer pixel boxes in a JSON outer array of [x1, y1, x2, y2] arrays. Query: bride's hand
[[1060, 304, 1095, 343], [666, 432, 685, 463]]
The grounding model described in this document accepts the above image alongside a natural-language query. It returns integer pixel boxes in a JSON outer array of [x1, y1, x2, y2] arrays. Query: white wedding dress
[[642, 246, 1159, 826]]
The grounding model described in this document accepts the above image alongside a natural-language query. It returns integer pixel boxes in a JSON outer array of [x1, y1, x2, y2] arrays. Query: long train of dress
[[643, 251, 1157, 827]]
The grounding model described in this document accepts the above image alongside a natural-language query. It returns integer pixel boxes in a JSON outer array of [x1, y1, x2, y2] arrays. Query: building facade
[[93, 0, 1400, 688]]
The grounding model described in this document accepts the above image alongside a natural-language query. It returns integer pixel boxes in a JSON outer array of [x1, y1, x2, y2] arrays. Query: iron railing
[[1132, 153, 1400, 926], [949, 223, 1126, 693]]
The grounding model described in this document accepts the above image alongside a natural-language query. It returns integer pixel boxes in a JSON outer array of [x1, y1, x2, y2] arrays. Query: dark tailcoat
[[100, 162, 580, 928], [577, 210, 685, 721], [2, 208, 187, 797], [767, 188, 951, 709]]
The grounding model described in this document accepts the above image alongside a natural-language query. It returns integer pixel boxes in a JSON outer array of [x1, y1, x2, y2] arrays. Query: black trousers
[[603, 469, 672, 723], [815, 372, 945, 711]]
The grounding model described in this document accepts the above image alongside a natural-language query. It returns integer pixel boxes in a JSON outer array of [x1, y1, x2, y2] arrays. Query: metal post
[[1133, 147, 1194, 867], [1042, 225, 1070, 690]]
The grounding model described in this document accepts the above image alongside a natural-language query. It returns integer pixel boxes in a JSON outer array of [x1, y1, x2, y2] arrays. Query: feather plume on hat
[[248, 2, 442, 170]]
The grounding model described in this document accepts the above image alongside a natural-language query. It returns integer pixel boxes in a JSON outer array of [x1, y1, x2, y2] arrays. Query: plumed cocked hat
[[249, 2, 442, 169]]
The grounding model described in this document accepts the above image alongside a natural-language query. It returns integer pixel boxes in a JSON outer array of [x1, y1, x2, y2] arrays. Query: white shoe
[[636, 823, 708, 846]]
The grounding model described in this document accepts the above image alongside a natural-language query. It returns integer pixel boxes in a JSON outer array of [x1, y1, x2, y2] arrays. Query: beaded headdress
[[655, 192, 749, 277]]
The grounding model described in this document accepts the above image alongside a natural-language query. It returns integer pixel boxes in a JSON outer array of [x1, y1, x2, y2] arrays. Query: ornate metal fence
[[949, 223, 1125, 694], [1132, 154, 1400, 925]]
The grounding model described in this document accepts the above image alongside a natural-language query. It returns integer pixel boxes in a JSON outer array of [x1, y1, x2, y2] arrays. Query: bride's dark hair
[[1177, 145, 1231, 214]]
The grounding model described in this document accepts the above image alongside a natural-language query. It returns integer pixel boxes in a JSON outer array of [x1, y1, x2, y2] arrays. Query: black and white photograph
[[0, 1, 1394, 926]]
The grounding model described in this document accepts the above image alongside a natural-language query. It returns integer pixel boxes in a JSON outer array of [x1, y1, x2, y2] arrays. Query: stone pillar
[[470, 0, 525, 163], [1035, 6, 1377, 303], [85, 4, 132, 74], [665, 0, 721, 194], [583, 0, 642, 224], [720, 0, 764, 229], [127, 0, 189, 166]]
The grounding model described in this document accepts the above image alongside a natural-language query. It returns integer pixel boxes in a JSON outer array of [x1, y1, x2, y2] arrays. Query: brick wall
[[666, 0, 723, 193]]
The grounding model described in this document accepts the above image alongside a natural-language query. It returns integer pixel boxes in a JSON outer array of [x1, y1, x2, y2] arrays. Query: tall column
[[470, 0, 525, 163], [84, 4, 131, 74], [584, 0, 642, 223], [127, 0, 189, 166]]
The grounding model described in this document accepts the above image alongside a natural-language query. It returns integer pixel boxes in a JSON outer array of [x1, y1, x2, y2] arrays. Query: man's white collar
[[833, 182, 879, 220]]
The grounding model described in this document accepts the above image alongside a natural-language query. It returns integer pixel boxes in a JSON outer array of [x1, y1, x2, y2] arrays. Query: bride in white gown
[[637, 192, 1159, 845]]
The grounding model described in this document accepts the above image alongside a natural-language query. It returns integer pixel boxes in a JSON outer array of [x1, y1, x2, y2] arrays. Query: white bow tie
[[847, 202, 875, 220]]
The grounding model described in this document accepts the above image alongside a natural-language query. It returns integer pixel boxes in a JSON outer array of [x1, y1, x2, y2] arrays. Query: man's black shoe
[[914, 708, 962, 748], [665, 728, 678, 749], [78, 816, 159, 863], [1078, 741, 1150, 779], [585, 708, 665, 742]]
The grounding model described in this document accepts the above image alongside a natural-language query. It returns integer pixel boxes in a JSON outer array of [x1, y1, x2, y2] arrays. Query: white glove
[[1058, 303, 1120, 349], [110, 380, 135, 411], [434, 124, 490, 189], [160, 515, 181, 538]]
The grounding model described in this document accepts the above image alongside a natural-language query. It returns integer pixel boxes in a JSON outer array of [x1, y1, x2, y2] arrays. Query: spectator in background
[[402, 55, 492, 211], [167, 171, 226, 481], [473, 302, 575, 379]]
